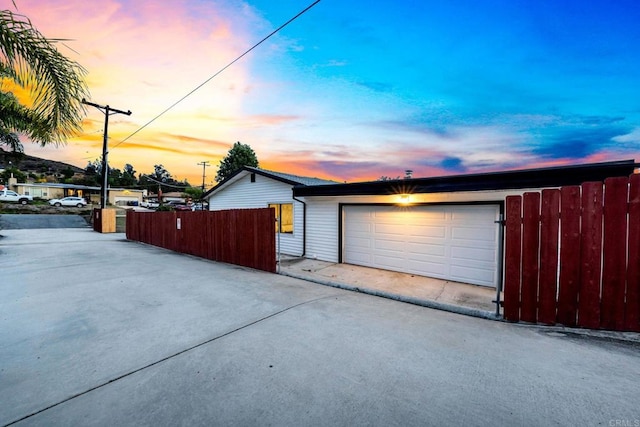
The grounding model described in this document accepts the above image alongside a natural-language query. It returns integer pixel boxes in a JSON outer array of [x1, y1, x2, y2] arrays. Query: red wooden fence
[[126, 208, 276, 273], [504, 174, 640, 332]]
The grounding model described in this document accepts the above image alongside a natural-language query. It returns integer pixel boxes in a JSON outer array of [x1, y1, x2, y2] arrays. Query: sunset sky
[[8, 0, 640, 186]]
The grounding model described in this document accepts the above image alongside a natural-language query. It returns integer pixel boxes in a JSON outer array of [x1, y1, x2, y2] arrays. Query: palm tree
[[0, 8, 89, 150]]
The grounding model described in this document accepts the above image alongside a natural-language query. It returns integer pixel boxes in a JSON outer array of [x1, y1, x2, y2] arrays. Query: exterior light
[[399, 194, 411, 205]]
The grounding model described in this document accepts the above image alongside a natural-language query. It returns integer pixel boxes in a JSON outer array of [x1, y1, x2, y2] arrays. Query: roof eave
[[293, 159, 637, 197], [203, 166, 306, 198]]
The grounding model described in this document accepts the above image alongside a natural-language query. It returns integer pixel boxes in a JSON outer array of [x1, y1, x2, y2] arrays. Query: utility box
[[93, 208, 116, 233]]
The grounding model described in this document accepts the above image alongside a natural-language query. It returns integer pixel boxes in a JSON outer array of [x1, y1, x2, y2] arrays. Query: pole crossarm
[[82, 99, 131, 116], [197, 161, 211, 192]]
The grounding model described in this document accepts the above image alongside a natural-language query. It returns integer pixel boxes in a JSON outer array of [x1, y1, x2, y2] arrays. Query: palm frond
[[0, 9, 89, 144]]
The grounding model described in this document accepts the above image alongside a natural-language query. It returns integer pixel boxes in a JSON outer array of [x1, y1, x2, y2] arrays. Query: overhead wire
[[110, 0, 322, 151], [139, 174, 190, 189]]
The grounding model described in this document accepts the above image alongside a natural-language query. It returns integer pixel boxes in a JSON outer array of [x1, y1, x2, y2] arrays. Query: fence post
[[538, 189, 560, 325], [521, 192, 541, 323], [504, 196, 522, 321], [557, 186, 581, 326], [626, 174, 640, 332], [577, 182, 603, 329], [601, 177, 629, 330]]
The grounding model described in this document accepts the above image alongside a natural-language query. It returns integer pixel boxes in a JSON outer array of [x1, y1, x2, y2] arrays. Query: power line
[[140, 174, 190, 189], [111, 0, 322, 151]]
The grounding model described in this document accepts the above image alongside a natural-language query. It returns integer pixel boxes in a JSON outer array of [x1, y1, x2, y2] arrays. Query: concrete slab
[[279, 257, 501, 319], [1, 228, 639, 426]]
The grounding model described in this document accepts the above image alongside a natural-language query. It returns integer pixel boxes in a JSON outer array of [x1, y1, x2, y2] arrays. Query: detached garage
[[343, 204, 500, 287], [294, 160, 637, 288]]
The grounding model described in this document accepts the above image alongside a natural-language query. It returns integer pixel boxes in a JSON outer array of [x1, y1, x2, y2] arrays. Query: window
[[269, 203, 293, 233]]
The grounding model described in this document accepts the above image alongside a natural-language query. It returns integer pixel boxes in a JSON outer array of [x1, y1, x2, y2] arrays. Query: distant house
[[203, 166, 337, 256], [12, 182, 145, 205]]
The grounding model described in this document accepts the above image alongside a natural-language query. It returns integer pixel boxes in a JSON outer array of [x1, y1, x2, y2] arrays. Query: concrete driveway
[[0, 213, 89, 230], [1, 228, 639, 426]]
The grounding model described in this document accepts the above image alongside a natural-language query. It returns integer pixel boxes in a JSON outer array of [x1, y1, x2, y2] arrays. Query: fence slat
[[626, 174, 640, 332], [521, 192, 541, 323], [504, 196, 522, 321], [601, 177, 629, 330], [539, 189, 560, 325], [557, 186, 581, 326], [577, 182, 603, 329]]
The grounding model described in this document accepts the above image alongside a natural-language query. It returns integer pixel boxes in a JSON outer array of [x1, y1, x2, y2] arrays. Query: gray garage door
[[343, 204, 501, 287]]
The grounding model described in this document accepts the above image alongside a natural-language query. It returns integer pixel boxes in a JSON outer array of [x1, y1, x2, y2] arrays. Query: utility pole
[[82, 99, 132, 209], [197, 161, 210, 191]]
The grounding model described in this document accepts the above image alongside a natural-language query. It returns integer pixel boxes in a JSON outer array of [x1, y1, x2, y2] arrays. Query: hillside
[[0, 149, 84, 174]]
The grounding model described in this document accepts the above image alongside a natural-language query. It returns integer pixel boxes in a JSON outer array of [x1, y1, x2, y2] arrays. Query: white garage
[[343, 204, 501, 287]]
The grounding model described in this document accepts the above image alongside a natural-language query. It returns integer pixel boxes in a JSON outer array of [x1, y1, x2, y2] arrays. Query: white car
[[0, 189, 33, 204], [49, 196, 88, 207]]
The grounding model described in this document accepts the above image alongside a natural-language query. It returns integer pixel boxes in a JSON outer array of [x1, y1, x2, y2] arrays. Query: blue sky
[[16, 0, 640, 183]]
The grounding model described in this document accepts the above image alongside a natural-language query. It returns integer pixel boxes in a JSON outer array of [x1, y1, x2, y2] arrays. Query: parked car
[[191, 202, 208, 211], [48, 196, 88, 207], [0, 189, 33, 204], [140, 199, 160, 209], [161, 200, 190, 211]]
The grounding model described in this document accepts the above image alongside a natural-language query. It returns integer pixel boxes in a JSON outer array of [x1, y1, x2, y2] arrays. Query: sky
[[6, 0, 640, 185]]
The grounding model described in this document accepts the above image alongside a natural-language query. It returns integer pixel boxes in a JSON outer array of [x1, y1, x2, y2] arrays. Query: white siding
[[305, 199, 340, 262], [206, 173, 303, 256]]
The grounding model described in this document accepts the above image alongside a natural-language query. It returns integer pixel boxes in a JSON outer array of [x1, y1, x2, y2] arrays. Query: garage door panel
[[407, 259, 447, 276], [347, 222, 372, 233], [348, 252, 373, 264], [374, 255, 407, 270], [344, 204, 500, 287], [451, 226, 496, 242], [406, 242, 446, 256], [450, 206, 492, 219], [374, 223, 405, 234], [375, 239, 407, 252], [373, 230, 406, 240], [450, 265, 496, 283], [407, 234, 447, 245], [451, 246, 496, 263], [346, 236, 371, 249], [408, 225, 446, 238], [450, 255, 495, 270]]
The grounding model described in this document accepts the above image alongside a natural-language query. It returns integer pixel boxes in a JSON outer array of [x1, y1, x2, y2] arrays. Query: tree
[[183, 186, 203, 201], [84, 160, 99, 176], [61, 166, 75, 180], [108, 167, 122, 186], [139, 164, 190, 194], [120, 163, 137, 187], [0, 100, 24, 154], [215, 141, 258, 182], [0, 8, 89, 149], [0, 165, 26, 184], [0, 128, 24, 165]]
